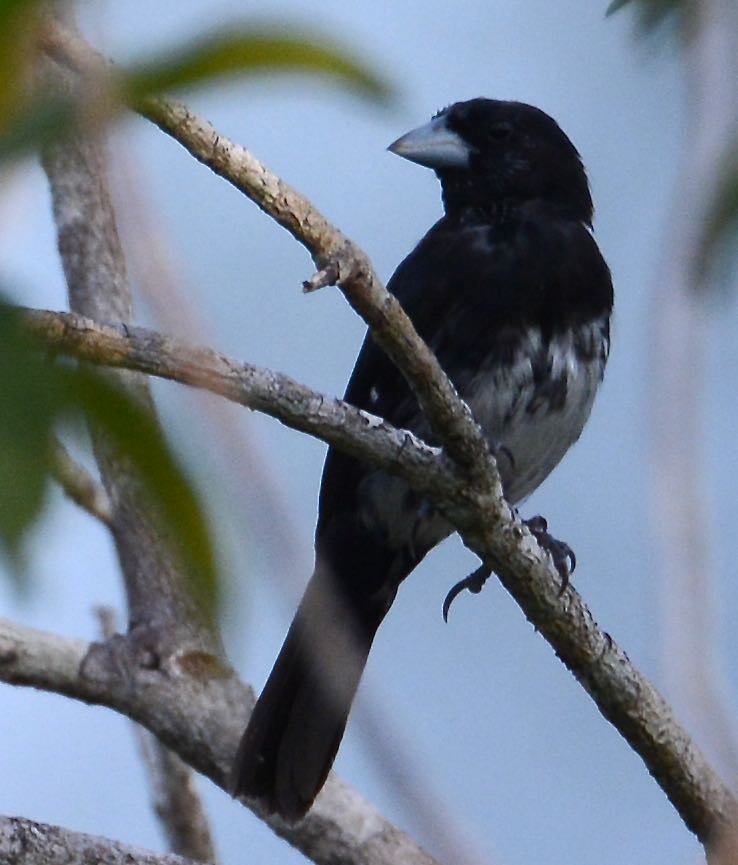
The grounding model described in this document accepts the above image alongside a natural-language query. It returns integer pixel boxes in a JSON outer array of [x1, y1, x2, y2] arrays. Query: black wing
[[317, 208, 612, 533]]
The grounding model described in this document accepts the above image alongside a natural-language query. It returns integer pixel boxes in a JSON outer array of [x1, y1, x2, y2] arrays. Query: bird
[[232, 98, 614, 820]]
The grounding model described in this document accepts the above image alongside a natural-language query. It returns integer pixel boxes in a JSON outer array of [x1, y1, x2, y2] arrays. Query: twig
[[50, 438, 113, 526], [140, 97, 490, 479]]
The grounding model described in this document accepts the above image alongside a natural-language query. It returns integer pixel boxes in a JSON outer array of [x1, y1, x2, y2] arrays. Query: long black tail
[[231, 568, 386, 820]]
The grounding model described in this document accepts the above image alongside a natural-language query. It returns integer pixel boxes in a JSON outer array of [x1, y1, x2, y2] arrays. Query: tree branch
[[23, 306, 451, 499], [0, 815, 206, 865], [40, 34, 221, 658], [17, 305, 738, 846], [39, 18, 491, 481], [0, 617, 442, 865], [96, 607, 217, 863], [34, 15, 738, 851], [50, 438, 113, 526], [135, 744, 218, 863], [35, 23, 453, 865]]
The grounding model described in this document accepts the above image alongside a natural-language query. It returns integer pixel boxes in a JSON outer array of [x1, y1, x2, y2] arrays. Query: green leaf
[[0, 1, 76, 162], [698, 142, 738, 281], [61, 369, 220, 621], [0, 302, 219, 616], [1, 24, 392, 163], [123, 27, 392, 106], [0, 0, 39, 15], [0, 1, 46, 134], [605, 0, 690, 34], [0, 304, 60, 579], [0, 94, 77, 163], [605, 0, 632, 15]]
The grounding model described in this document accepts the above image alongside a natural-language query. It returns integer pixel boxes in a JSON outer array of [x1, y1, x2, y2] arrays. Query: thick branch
[[0, 618, 440, 865], [0, 816, 204, 865], [40, 43, 220, 656], [96, 607, 217, 863], [18, 306, 738, 845]]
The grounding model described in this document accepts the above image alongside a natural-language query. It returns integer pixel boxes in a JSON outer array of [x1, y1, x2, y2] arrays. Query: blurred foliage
[[701, 142, 738, 281], [0, 302, 219, 618], [0, 3, 393, 609], [123, 28, 391, 106], [607, 0, 738, 280], [0, 304, 60, 574], [0, 5, 390, 162], [0, 0, 46, 138], [0, 94, 78, 162], [605, 0, 692, 34]]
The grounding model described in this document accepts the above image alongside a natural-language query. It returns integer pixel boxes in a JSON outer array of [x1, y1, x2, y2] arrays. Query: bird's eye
[[487, 122, 513, 141]]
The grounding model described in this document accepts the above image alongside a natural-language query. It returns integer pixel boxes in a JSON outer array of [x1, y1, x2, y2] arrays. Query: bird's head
[[388, 98, 593, 225]]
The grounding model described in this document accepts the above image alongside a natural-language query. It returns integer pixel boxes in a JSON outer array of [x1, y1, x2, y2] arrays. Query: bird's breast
[[465, 317, 609, 505]]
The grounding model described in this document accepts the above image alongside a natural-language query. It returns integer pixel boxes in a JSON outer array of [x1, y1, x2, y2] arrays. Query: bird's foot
[[523, 515, 575, 593], [442, 517, 575, 620], [443, 563, 492, 622]]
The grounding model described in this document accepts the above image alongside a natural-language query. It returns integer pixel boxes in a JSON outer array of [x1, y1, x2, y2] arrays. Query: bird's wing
[[316, 209, 612, 537]]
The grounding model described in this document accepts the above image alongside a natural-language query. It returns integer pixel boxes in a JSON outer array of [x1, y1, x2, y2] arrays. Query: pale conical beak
[[388, 115, 470, 169]]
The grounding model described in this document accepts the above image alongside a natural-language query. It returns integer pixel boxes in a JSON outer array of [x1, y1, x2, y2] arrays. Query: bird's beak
[[388, 115, 470, 169]]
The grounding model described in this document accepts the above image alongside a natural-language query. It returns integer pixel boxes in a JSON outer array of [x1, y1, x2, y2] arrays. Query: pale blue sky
[[2, 2, 736, 864]]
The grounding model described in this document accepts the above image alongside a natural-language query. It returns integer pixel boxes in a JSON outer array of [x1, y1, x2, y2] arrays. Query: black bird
[[232, 98, 613, 819]]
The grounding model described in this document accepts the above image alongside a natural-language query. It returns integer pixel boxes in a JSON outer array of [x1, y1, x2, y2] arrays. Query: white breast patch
[[466, 318, 608, 504]]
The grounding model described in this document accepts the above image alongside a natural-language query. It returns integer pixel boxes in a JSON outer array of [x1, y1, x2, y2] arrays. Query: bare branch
[[136, 744, 218, 863], [0, 618, 89, 694], [40, 18, 491, 482], [40, 33, 222, 658], [50, 438, 113, 526], [0, 815, 206, 865], [16, 307, 738, 846], [709, 821, 738, 865], [36, 26, 456, 861], [96, 607, 217, 863], [0, 618, 442, 865], [23, 306, 450, 499]]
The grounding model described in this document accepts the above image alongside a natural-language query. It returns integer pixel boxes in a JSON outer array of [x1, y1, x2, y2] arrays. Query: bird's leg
[[442, 563, 492, 622], [442, 516, 576, 620], [523, 515, 576, 593]]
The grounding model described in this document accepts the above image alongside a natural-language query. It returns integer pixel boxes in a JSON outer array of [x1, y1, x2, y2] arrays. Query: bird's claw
[[442, 564, 492, 622], [442, 515, 575, 618], [523, 515, 576, 593]]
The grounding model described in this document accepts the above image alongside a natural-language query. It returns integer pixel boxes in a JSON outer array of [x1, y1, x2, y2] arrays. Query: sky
[[1, 2, 737, 864]]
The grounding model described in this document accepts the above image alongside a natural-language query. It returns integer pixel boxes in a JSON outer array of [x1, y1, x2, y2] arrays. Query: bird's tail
[[231, 567, 387, 820]]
